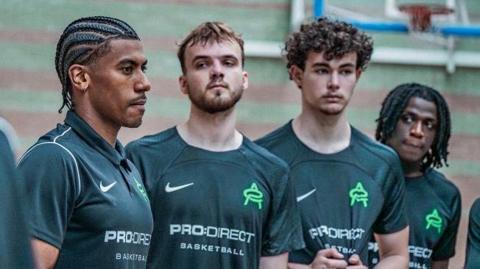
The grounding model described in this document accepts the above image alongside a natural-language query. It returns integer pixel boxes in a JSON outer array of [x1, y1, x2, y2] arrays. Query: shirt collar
[[64, 111, 126, 166]]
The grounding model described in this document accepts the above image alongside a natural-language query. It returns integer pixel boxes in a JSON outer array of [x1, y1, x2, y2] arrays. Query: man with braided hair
[[17, 16, 153, 269], [126, 21, 303, 269], [369, 83, 461, 269], [256, 18, 409, 268]]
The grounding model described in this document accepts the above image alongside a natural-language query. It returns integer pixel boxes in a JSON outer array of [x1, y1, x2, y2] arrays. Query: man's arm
[[260, 252, 288, 269], [374, 226, 409, 269], [431, 260, 449, 269], [288, 248, 349, 269], [31, 239, 59, 269]]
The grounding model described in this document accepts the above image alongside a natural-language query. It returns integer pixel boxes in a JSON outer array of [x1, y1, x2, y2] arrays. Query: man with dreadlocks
[[17, 16, 153, 269], [256, 18, 409, 268], [369, 82, 461, 269], [126, 21, 303, 269]]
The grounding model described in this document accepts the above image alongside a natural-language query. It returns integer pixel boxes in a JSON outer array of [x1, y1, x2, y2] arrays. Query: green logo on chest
[[243, 183, 263, 210], [134, 178, 149, 202], [425, 209, 442, 233], [349, 182, 368, 207]]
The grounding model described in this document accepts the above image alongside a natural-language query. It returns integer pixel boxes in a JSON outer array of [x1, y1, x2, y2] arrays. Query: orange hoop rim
[[398, 3, 454, 16]]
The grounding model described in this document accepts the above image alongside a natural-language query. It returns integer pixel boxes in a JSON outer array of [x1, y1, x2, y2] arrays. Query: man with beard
[[256, 18, 409, 268], [125, 22, 303, 269]]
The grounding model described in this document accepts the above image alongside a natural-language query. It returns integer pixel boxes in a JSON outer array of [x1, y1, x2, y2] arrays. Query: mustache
[[129, 95, 147, 105], [207, 77, 229, 89]]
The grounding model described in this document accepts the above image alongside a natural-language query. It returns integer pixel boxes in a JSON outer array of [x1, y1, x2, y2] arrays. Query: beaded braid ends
[[55, 16, 140, 113]]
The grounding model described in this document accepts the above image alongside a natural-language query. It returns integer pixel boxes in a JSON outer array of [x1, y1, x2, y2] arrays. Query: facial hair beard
[[187, 82, 243, 114]]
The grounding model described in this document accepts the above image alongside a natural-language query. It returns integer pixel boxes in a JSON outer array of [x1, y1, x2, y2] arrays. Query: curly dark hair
[[285, 17, 373, 73], [376, 82, 451, 170]]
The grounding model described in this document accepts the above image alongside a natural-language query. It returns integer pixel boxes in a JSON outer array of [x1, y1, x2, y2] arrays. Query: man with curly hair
[[256, 18, 409, 268]]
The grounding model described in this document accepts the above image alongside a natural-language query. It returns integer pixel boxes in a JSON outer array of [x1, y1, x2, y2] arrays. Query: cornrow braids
[[177, 21, 244, 74], [55, 16, 140, 113], [376, 82, 451, 170], [285, 17, 373, 75]]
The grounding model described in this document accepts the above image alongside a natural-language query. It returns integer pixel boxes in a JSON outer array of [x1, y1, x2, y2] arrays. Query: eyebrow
[[118, 58, 148, 66], [192, 54, 238, 62], [311, 62, 356, 68]]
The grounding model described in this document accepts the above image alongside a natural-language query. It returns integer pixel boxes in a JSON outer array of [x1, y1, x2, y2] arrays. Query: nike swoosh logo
[[296, 188, 316, 202], [165, 182, 194, 193], [100, 181, 117, 193]]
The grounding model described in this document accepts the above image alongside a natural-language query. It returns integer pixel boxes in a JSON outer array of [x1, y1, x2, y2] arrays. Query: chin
[[123, 118, 143, 128]]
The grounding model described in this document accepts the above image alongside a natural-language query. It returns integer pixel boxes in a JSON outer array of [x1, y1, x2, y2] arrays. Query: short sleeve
[[17, 143, 80, 248], [465, 198, 480, 269], [261, 167, 305, 256], [432, 188, 462, 260], [373, 163, 408, 234]]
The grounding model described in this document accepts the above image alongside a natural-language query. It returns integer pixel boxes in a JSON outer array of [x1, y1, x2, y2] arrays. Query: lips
[[207, 81, 228, 90], [129, 96, 147, 111]]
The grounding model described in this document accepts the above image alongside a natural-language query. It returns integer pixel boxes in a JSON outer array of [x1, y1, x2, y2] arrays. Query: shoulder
[[426, 169, 461, 200], [126, 127, 178, 153], [471, 198, 480, 215], [255, 122, 294, 149], [351, 127, 401, 169], [244, 138, 289, 171]]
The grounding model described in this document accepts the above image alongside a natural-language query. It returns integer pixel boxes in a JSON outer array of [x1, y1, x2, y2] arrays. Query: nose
[[210, 60, 224, 80], [410, 121, 424, 138], [135, 71, 151, 92], [327, 72, 340, 91]]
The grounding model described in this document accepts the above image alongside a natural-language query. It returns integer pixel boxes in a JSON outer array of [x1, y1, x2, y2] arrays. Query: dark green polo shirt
[[0, 129, 34, 269], [126, 127, 304, 269], [368, 169, 461, 269], [465, 198, 480, 269], [17, 111, 153, 269], [256, 121, 407, 265]]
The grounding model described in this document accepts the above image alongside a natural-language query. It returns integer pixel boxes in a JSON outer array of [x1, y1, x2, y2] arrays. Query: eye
[[314, 68, 329, 74], [339, 69, 354, 75], [141, 65, 148, 73], [425, 121, 436, 130], [121, 66, 133, 74], [194, 61, 209, 69], [401, 114, 414, 123], [224, 59, 236, 67]]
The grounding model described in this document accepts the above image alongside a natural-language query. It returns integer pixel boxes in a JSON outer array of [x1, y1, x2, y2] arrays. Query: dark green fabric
[[0, 130, 34, 268], [17, 111, 153, 269], [126, 127, 304, 269], [256, 121, 407, 265], [368, 169, 461, 269], [465, 198, 480, 269]]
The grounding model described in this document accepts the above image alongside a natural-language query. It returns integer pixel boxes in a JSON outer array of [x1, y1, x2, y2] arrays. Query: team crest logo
[[243, 183, 263, 210], [134, 178, 149, 202], [349, 182, 368, 207], [425, 209, 442, 233]]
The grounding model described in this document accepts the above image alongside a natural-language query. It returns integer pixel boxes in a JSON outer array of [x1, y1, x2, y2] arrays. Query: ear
[[355, 68, 362, 81], [68, 64, 90, 93], [289, 65, 303, 89], [178, 75, 188, 95], [241, 71, 249, 90]]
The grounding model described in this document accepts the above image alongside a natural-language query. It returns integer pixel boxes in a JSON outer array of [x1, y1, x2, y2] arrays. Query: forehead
[[403, 96, 438, 119], [184, 40, 242, 62], [97, 39, 145, 64], [306, 51, 357, 67]]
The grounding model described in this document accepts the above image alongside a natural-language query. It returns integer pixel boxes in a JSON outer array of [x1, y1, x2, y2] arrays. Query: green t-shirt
[[17, 111, 153, 269], [465, 198, 480, 269], [256, 122, 407, 264], [126, 127, 304, 269], [368, 169, 461, 269], [0, 129, 34, 269]]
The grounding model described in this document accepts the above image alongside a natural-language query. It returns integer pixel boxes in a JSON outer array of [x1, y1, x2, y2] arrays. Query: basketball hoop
[[398, 4, 454, 32]]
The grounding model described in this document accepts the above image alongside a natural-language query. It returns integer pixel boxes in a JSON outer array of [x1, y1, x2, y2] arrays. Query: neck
[[402, 162, 424, 178], [177, 105, 242, 151], [74, 107, 119, 147], [292, 107, 351, 154]]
